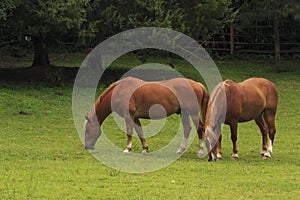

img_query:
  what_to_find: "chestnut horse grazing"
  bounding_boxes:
[84,77,209,155]
[205,78,278,161]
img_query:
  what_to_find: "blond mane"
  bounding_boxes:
[205,82,227,128]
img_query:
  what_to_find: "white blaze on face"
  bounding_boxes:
[84,120,88,146]
[84,120,88,130]
[205,126,216,147]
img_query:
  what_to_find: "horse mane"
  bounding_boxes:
[205,81,227,129]
[87,80,119,123]
[98,81,119,103]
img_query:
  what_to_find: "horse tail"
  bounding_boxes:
[201,86,209,127]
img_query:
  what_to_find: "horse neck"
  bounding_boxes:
[93,91,112,126]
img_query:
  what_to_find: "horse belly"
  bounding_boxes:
[136,100,180,119]
[238,99,266,122]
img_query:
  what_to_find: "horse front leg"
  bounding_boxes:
[229,122,239,160]
[134,118,148,155]
[177,110,191,154]
[216,134,223,160]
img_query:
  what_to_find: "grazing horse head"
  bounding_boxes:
[204,82,227,161]
[84,115,101,150]
[83,81,116,150]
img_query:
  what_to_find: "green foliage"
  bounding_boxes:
[10,0,88,38]
[0,0,89,66]
[1,0,299,64]
[285,0,300,21]
[0,0,15,20]
[234,0,300,27]
[82,0,234,46]
[183,0,234,40]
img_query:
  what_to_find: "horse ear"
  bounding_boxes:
[85,115,90,122]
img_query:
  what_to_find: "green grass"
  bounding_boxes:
[0,56,300,199]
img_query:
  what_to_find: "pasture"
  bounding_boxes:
[0,57,300,199]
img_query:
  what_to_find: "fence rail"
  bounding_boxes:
[201,25,300,55]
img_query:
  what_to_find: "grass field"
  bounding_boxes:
[0,55,300,199]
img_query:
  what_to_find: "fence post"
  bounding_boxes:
[230,24,234,55]
[273,16,281,64]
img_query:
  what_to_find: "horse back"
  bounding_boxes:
[241,78,278,109]
[161,78,206,111]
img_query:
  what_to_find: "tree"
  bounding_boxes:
[84,0,234,46]
[82,0,188,46]
[7,0,88,67]
[235,0,300,64]
[0,0,15,20]
[180,0,234,41]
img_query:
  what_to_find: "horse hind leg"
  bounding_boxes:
[177,110,191,154]
[229,122,239,160]
[264,108,277,157]
[190,114,206,158]
[134,118,148,155]
[123,114,134,153]
[255,114,270,158]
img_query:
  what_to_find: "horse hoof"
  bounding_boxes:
[262,156,271,160]
[198,152,204,158]
[262,152,271,159]
[231,154,239,160]
[142,150,148,155]
[176,148,185,155]
[216,157,222,161]
[208,158,217,162]
[123,149,130,153]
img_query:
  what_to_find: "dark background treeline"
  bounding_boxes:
[1,0,300,70]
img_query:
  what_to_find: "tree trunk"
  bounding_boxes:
[32,36,50,67]
[273,15,281,64]
[30,36,63,83]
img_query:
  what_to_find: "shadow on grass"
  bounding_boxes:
[0,65,181,86]
[0,66,128,86]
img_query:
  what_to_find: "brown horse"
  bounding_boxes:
[84,77,209,155]
[204,78,278,161]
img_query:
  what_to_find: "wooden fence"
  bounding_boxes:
[201,25,300,56]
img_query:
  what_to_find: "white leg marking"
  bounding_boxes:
[217,152,222,160]
[126,141,132,150]
[177,138,188,154]
[211,153,217,161]
[198,142,205,157]
[267,139,273,154]
[261,150,267,156]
